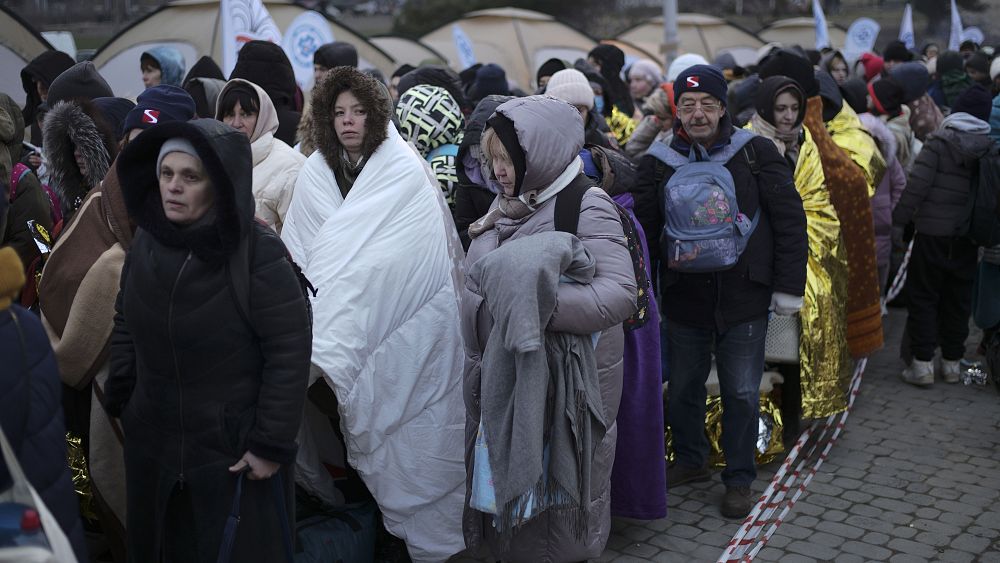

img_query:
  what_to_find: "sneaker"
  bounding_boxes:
[666,463,711,487]
[721,485,754,519]
[941,359,961,384]
[901,359,934,387]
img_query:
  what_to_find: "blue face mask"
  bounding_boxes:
[594,96,605,115]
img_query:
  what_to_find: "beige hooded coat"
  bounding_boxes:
[216,78,305,233]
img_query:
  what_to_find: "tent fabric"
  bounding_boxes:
[758,18,849,53]
[370,36,447,67]
[0,6,56,107]
[420,8,596,92]
[617,14,764,68]
[90,0,395,99]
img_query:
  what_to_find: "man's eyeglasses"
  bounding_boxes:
[677,101,722,115]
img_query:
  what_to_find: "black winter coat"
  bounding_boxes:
[105,119,311,562]
[893,121,995,237]
[632,119,808,331]
[0,303,89,562]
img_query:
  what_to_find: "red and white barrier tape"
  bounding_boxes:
[885,239,914,303]
[718,358,868,562]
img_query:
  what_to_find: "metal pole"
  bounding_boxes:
[662,0,679,72]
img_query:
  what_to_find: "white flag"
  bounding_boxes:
[813,0,830,50]
[899,4,915,50]
[452,24,477,70]
[283,11,336,90]
[843,18,880,63]
[220,0,283,78]
[949,0,963,51]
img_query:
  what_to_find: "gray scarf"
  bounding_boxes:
[466,231,607,542]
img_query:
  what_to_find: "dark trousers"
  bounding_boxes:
[665,315,767,486]
[904,233,978,362]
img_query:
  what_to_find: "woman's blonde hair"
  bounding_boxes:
[480,127,510,166]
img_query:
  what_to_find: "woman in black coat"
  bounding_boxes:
[104,118,312,562]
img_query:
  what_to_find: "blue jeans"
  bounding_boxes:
[666,316,767,487]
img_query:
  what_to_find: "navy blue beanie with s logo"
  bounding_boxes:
[673,64,728,107]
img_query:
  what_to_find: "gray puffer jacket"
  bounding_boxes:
[894,113,996,236]
[461,96,637,562]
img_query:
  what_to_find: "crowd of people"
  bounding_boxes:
[1,31,999,563]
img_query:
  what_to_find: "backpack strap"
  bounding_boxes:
[553,174,594,235]
[743,140,761,176]
[9,163,31,200]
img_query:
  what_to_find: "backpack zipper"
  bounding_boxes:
[168,251,192,488]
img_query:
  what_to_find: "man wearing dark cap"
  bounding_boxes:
[535,57,566,91]
[883,39,913,73]
[313,41,358,86]
[893,84,995,387]
[632,64,807,519]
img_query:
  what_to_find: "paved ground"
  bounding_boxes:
[596,308,1000,562]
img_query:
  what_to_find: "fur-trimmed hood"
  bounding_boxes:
[310,66,391,175]
[117,119,253,263]
[42,100,117,217]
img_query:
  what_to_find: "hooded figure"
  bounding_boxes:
[104,118,312,562]
[574,60,636,148]
[182,56,227,118]
[855,107,907,291]
[454,95,515,248]
[747,75,852,427]
[0,247,89,562]
[580,141,667,523]
[889,61,943,142]
[938,50,972,108]
[819,50,850,85]
[46,61,114,108]
[20,50,75,146]
[893,88,995,386]
[1,93,53,277]
[42,99,118,220]
[140,46,187,88]
[761,51,885,363]
[281,67,467,563]
[463,95,636,561]
[230,41,301,146]
[216,79,306,233]
[38,87,196,553]
[396,84,465,202]
[588,44,636,118]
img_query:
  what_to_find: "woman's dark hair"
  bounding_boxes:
[218,85,260,117]
[140,54,161,72]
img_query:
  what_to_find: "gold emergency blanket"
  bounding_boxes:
[67,432,98,522]
[790,128,853,417]
[826,104,887,197]
[665,394,785,467]
[804,97,883,358]
[608,106,637,147]
[743,123,853,417]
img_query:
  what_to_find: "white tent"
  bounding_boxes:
[370,36,447,68]
[758,18,849,51]
[91,0,395,99]
[420,8,598,91]
[618,14,765,68]
[0,6,56,107]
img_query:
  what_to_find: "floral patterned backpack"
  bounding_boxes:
[646,128,760,273]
